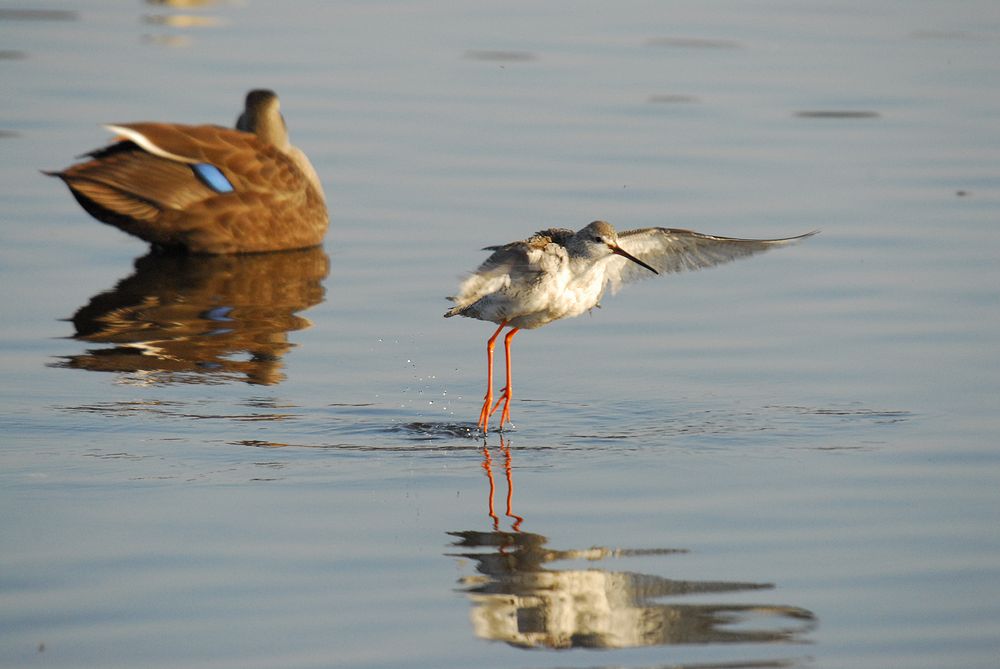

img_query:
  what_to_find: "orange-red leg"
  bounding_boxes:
[488,327,520,431]
[477,322,507,433]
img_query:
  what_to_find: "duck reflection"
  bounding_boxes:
[448,440,816,650]
[54,247,329,385]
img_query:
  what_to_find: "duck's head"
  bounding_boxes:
[236,89,290,151]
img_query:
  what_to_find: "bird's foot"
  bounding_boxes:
[477,390,494,434]
[490,387,513,432]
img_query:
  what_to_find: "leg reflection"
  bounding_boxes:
[498,436,523,532]
[480,444,499,531]
[480,436,524,533]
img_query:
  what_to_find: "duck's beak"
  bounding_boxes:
[610,244,658,275]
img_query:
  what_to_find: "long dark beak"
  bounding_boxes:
[610,244,658,275]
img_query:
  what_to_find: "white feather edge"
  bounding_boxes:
[103,124,198,164]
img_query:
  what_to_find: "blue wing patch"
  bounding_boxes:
[191,163,234,193]
[204,306,234,322]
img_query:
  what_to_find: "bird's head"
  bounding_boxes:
[236,89,290,150]
[574,221,658,274]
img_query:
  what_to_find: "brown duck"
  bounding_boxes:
[47,89,328,254]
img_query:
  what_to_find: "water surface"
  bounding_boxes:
[2,1,999,668]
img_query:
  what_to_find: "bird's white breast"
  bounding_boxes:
[506,253,611,329]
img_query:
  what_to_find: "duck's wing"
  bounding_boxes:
[106,123,313,197]
[609,227,818,292]
[49,123,319,217]
[50,136,218,218]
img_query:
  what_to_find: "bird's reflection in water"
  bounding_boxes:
[54,247,329,385]
[448,439,816,651]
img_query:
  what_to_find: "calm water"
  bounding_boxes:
[2,1,1000,667]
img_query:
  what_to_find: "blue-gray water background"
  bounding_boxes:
[2,1,999,667]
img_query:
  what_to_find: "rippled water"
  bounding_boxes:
[2,1,999,668]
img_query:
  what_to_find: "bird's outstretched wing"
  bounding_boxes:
[610,228,817,292]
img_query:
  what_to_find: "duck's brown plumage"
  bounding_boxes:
[47,90,328,254]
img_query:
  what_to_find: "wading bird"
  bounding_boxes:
[445,220,816,433]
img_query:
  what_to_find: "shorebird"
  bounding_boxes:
[445,221,816,433]
[47,89,327,254]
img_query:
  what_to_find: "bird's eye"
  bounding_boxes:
[591,235,603,243]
